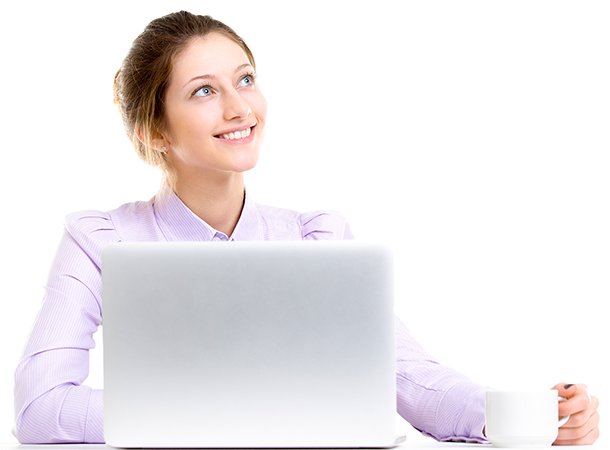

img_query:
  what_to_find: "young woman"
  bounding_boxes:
[14,11,599,445]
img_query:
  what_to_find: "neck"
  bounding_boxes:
[172,172,245,237]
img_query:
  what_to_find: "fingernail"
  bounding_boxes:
[564,384,574,390]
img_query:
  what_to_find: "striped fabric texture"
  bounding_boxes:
[13,187,487,444]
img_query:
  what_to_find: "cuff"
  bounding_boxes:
[84,389,104,443]
[437,381,488,443]
[62,386,104,443]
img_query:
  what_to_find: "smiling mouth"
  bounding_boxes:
[215,125,255,141]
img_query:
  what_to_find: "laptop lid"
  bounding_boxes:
[102,241,397,448]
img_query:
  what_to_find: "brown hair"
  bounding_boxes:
[113,11,255,175]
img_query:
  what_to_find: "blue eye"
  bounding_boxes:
[193,85,212,97]
[238,73,255,87]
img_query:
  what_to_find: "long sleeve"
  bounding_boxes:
[394,316,488,442]
[14,212,119,443]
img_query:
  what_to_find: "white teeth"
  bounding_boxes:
[221,127,251,140]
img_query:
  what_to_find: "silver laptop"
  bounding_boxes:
[102,241,399,448]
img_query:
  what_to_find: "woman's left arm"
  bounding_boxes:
[554,383,600,445]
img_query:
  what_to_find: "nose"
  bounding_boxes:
[222,89,252,121]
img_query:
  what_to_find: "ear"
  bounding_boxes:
[151,137,169,154]
[135,126,171,154]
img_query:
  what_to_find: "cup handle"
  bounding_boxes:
[558,396,570,427]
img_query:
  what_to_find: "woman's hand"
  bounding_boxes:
[554,383,600,445]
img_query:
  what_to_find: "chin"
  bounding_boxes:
[233,161,258,174]
[230,151,260,173]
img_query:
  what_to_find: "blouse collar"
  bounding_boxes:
[152,184,263,242]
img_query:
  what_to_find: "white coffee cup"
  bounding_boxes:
[485,389,569,448]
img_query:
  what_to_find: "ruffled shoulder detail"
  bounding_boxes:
[64,210,121,270]
[252,204,353,241]
[299,210,354,240]
[63,199,163,270]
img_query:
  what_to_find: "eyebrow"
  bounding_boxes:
[183,63,253,88]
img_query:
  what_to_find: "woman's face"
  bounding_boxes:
[162,32,266,181]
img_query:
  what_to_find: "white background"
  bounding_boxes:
[1,0,608,445]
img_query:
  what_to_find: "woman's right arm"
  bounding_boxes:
[14,212,117,443]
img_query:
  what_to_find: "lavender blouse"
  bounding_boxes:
[14,187,487,444]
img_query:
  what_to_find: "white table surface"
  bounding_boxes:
[0,442,596,450]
